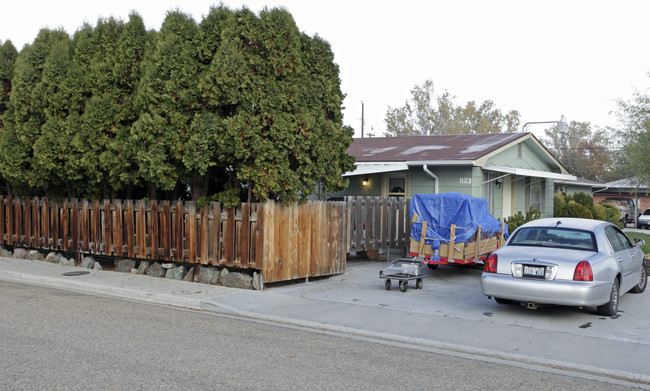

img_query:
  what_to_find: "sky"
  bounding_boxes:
[2,0,650,139]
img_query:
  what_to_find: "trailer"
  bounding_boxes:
[408,193,508,268]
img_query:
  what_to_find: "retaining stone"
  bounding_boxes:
[13,248,28,259]
[165,265,187,280]
[198,266,220,285]
[137,261,150,275]
[183,267,195,282]
[28,250,44,261]
[220,271,253,290]
[80,256,95,269]
[116,259,136,273]
[146,262,165,278]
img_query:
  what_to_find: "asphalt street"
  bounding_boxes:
[0,254,649,389]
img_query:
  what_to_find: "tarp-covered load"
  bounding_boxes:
[409,193,508,263]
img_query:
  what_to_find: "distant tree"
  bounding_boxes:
[541,121,615,182]
[385,79,520,136]
[616,85,650,186]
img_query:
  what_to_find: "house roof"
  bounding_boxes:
[348,132,528,162]
[604,177,650,190]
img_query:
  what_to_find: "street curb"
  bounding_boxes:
[200,299,650,389]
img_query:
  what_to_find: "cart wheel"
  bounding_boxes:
[385,279,391,290]
[416,279,423,289]
[399,281,408,292]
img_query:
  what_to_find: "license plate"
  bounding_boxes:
[523,265,545,278]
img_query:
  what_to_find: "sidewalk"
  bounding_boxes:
[1,256,649,388]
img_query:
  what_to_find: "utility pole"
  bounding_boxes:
[361,101,364,138]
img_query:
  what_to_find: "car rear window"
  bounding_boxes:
[643,209,650,216]
[508,227,597,252]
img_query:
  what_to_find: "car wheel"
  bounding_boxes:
[495,297,514,305]
[630,262,647,294]
[597,278,619,316]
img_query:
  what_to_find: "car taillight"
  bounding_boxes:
[573,261,593,281]
[485,253,498,273]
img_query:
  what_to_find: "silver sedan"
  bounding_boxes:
[481,217,647,316]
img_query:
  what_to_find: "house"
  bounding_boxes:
[334,132,576,220]
[592,178,650,215]
[553,176,607,196]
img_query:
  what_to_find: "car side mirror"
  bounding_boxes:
[633,238,646,247]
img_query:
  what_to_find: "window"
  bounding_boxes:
[525,178,545,212]
[509,227,597,252]
[388,177,405,197]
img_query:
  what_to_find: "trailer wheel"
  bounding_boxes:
[399,281,408,292]
[384,279,391,290]
[416,279,423,289]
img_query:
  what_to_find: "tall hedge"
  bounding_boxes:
[0,6,355,204]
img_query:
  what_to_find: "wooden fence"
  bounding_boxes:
[0,197,346,284]
[344,196,412,254]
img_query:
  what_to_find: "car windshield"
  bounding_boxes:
[508,227,597,252]
[643,209,650,216]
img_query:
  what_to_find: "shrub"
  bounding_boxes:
[505,206,541,235]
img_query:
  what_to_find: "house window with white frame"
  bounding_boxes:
[526,177,545,212]
[388,177,406,197]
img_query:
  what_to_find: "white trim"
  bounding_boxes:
[343,162,408,177]
[483,166,576,181]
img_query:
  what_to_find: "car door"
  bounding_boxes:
[605,226,638,291]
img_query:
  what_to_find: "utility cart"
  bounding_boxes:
[379,259,425,292]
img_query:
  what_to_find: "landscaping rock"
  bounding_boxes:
[58,258,75,266]
[137,261,150,275]
[183,266,196,282]
[1,249,12,257]
[93,262,103,270]
[220,271,253,290]
[116,259,136,273]
[80,256,95,269]
[146,262,165,278]
[45,252,58,262]
[198,266,220,285]
[13,248,28,259]
[253,271,260,290]
[165,265,187,280]
[28,250,44,261]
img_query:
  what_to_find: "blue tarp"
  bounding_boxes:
[410,193,507,252]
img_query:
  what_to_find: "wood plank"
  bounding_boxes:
[80,199,89,252]
[125,200,134,258]
[225,206,235,264]
[240,203,250,268]
[209,202,221,265]
[52,201,59,249]
[161,201,171,260]
[187,201,197,263]
[103,200,112,255]
[149,201,159,259]
[113,200,123,257]
[299,202,312,278]
[173,201,183,261]
[70,199,79,253]
[136,200,146,258]
[91,201,100,253]
[0,196,5,244]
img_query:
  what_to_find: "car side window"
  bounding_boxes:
[605,226,624,252]
[612,226,633,249]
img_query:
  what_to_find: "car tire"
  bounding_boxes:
[630,262,647,294]
[495,297,514,305]
[597,278,619,316]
